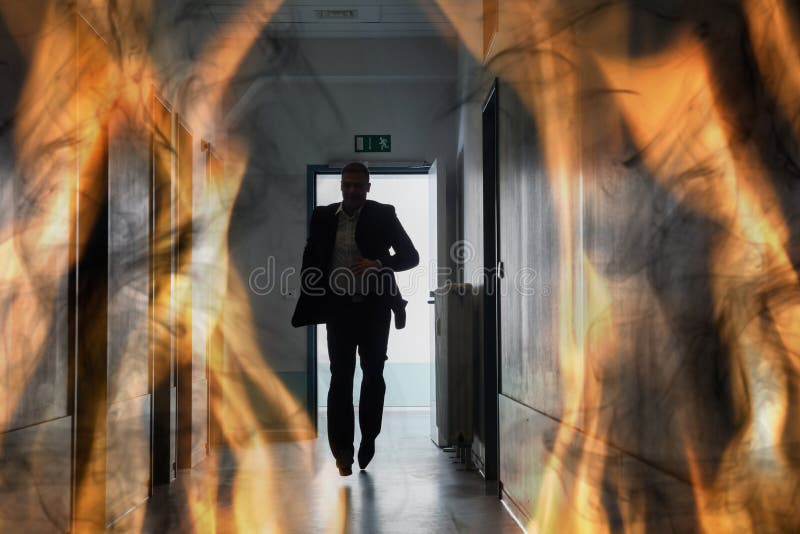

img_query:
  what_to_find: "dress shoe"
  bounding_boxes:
[338,464,353,477]
[357,440,375,470]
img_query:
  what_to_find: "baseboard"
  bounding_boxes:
[500,484,530,533]
[471,449,486,475]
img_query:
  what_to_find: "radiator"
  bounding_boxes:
[430,282,475,448]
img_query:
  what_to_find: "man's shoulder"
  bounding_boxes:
[312,200,396,218]
[364,199,396,216]
[313,203,340,216]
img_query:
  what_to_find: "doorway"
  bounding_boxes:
[150,91,176,487]
[307,165,434,429]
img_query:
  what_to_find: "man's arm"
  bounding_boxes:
[292,207,326,326]
[300,207,327,295]
[377,206,419,272]
[301,207,321,271]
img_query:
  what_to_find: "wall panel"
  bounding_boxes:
[103,75,154,530]
[72,14,112,529]
[191,378,208,466]
[0,417,72,532]
[497,79,561,417]
[106,395,151,525]
[108,105,151,405]
[176,120,195,469]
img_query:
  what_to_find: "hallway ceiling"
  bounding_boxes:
[204,0,459,38]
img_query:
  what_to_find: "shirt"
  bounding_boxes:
[328,202,368,299]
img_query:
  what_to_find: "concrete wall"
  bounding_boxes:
[453,14,492,474]
[0,5,80,529]
[0,2,218,527]
[458,0,800,530]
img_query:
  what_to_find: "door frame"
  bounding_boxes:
[175,116,194,470]
[150,89,176,487]
[482,79,501,488]
[305,163,431,435]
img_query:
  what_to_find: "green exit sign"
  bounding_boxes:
[355,135,391,152]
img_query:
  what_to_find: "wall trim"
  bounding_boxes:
[500,487,530,533]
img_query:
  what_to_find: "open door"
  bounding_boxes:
[428,160,440,443]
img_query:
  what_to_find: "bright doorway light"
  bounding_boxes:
[315,173,432,407]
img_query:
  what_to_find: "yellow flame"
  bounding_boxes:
[745,0,800,144]
[433,0,800,531]
[0,2,80,434]
[0,0,329,531]
[584,4,800,532]
[327,486,350,534]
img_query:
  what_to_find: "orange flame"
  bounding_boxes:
[0,0,330,531]
[435,0,800,531]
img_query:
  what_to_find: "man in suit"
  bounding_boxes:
[292,162,419,476]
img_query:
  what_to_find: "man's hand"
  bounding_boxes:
[350,257,381,275]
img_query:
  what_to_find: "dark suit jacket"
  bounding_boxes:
[291,199,419,327]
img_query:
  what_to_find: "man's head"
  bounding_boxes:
[340,161,371,212]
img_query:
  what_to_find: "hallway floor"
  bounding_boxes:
[112,409,522,533]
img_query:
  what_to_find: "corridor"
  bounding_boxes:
[3,0,800,532]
